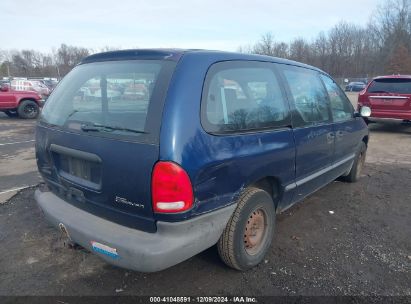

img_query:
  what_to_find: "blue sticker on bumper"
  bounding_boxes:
[91,241,119,259]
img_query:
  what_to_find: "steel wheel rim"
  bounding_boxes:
[244,208,267,255]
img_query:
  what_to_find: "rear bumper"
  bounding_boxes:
[35,189,236,272]
[368,110,411,120]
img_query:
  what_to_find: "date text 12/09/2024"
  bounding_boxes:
[149,296,257,303]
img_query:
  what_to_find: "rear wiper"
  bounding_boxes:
[66,110,79,120]
[81,123,146,134]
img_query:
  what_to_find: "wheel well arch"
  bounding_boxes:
[249,176,282,210]
[19,98,39,105]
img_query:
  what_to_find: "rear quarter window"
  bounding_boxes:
[201,61,291,134]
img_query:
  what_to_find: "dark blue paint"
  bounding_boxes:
[36,125,159,232]
[333,119,364,163]
[288,124,335,207]
[36,49,369,231]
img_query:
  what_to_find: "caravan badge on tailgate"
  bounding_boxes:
[115,196,145,209]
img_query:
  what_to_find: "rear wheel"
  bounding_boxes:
[343,142,367,183]
[218,187,275,271]
[17,100,39,119]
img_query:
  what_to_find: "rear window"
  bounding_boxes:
[368,78,411,94]
[40,60,175,142]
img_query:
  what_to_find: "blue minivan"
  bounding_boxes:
[35,49,370,272]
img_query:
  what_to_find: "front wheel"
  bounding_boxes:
[343,142,367,183]
[17,100,39,119]
[218,187,275,271]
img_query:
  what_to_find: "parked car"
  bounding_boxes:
[27,78,59,91]
[0,83,44,118]
[345,82,366,92]
[358,75,411,123]
[42,79,59,91]
[34,49,370,272]
[11,79,51,98]
[123,82,148,100]
[84,88,122,101]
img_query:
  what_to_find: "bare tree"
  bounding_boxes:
[312,32,329,70]
[371,0,411,71]
[252,32,277,56]
[238,0,411,78]
[289,38,311,63]
[273,42,289,58]
[386,42,411,73]
[1,0,411,79]
[55,44,90,76]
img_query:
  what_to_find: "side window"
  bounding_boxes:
[201,61,290,133]
[320,74,353,122]
[282,67,330,128]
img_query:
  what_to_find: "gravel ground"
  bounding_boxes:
[0,116,39,202]
[0,120,410,297]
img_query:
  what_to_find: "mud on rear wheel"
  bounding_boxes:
[343,142,367,183]
[217,187,275,271]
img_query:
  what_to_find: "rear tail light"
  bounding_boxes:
[151,161,193,213]
[358,92,368,105]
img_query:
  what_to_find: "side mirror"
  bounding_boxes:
[0,85,9,92]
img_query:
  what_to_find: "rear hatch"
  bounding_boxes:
[365,78,411,113]
[36,55,177,232]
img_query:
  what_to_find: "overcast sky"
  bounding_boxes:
[2,0,384,52]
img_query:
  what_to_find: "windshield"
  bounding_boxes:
[40,60,175,139]
[368,78,411,94]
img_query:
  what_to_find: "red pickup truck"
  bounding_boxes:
[0,83,44,119]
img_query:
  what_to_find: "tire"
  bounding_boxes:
[218,187,275,271]
[17,100,39,119]
[343,142,367,183]
[4,110,18,118]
